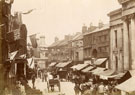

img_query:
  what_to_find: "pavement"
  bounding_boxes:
[28,78,75,95]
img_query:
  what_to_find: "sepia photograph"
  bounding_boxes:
[0,0,135,95]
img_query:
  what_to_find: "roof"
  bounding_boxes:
[108,8,122,16]
[72,33,83,41]
[84,24,110,36]
[57,39,68,46]
[94,58,108,66]
[82,66,95,73]
[115,77,135,93]
[49,40,63,48]
[71,63,89,71]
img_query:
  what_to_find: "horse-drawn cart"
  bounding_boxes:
[47,79,61,92]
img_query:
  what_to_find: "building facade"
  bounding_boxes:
[83,24,110,61]
[48,35,72,63]
[109,0,135,72]
[108,8,124,72]
[71,32,83,62]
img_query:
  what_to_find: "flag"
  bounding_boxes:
[22,9,35,15]
[29,34,37,48]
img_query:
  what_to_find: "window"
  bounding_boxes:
[45,53,48,57]
[104,35,107,41]
[115,30,118,48]
[121,29,123,48]
[115,56,118,71]
[106,47,109,52]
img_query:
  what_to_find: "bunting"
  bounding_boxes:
[22,9,35,15]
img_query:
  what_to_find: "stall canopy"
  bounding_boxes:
[81,66,95,73]
[71,63,89,71]
[49,62,57,67]
[94,58,107,66]
[118,70,135,84]
[98,69,115,79]
[90,67,107,75]
[115,77,135,93]
[56,61,71,68]
[111,73,125,79]
[84,60,92,65]
[99,69,115,76]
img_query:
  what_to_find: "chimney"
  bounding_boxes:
[55,37,59,42]
[65,35,71,41]
[98,20,104,29]
[82,24,87,33]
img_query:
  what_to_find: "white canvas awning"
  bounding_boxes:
[99,69,115,79]
[81,66,95,72]
[71,63,89,71]
[90,67,106,75]
[115,77,135,93]
[84,60,92,65]
[56,61,71,68]
[94,58,107,66]
[49,62,57,67]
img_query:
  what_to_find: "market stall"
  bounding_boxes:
[115,77,135,95]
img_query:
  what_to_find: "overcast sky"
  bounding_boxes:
[11,0,121,45]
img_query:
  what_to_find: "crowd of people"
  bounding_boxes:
[73,74,121,95]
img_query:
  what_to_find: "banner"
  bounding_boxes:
[9,51,18,60]
[29,34,37,48]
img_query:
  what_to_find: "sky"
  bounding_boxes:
[11,0,121,45]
